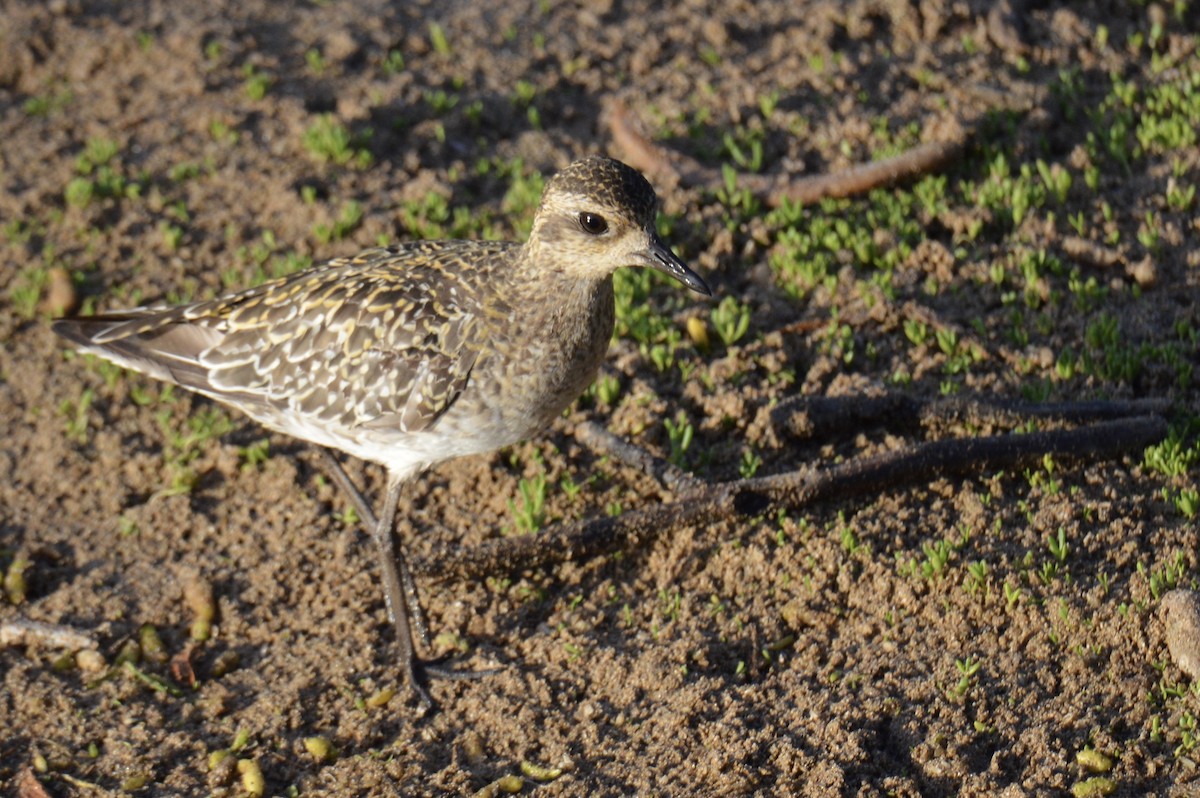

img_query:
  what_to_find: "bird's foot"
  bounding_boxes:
[404,654,503,711]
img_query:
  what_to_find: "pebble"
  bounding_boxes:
[39,267,78,317]
[1161,589,1200,679]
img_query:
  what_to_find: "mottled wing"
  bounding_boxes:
[53,244,507,435]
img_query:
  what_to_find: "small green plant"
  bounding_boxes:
[117,514,140,538]
[594,374,621,406]
[159,222,184,251]
[903,319,929,346]
[23,87,72,116]
[818,320,856,365]
[713,164,762,229]
[1035,159,1072,203]
[663,411,693,469]
[242,64,272,100]
[1166,179,1196,211]
[1177,712,1198,759]
[1138,211,1161,253]
[169,161,201,182]
[208,119,239,146]
[508,473,547,534]
[239,438,270,471]
[1068,210,1087,235]
[922,539,953,579]
[952,656,981,697]
[500,161,546,237]
[898,536,962,582]
[839,521,860,555]
[657,588,682,625]
[738,448,762,479]
[1141,553,1188,601]
[722,128,764,173]
[428,21,451,56]
[1144,428,1198,478]
[559,474,581,501]
[305,48,327,75]
[381,49,405,75]
[302,115,372,168]
[313,201,364,244]
[1046,527,1070,564]
[9,266,50,319]
[59,388,95,444]
[154,406,235,497]
[1175,488,1199,519]
[964,560,989,596]
[710,296,751,346]
[512,80,536,107]
[333,502,360,526]
[613,266,672,345]
[1038,560,1060,585]
[65,137,139,207]
[464,99,484,126]
[424,88,459,115]
[758,89,780,119]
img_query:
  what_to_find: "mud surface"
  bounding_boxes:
[3,1,1200,795]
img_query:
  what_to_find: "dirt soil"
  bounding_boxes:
[3,0,1200,795]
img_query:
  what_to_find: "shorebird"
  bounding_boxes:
[53,154,711,708]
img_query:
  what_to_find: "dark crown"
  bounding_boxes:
[543,156,659,224]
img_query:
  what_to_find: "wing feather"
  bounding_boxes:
[51,243,510,439]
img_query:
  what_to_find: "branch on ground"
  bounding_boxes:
[416,409,1167,582]
[604,97,969,207]
[0,618,98,651]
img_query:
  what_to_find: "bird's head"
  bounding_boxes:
[526,155,710,296]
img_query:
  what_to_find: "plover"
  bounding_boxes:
[53,154,711,708]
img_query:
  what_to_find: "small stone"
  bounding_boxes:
[76,649,106,672]
[1161,589,1200,679]
[323,30,358,63]
[702,20,728,48]
[1128,256,1156,288]
[39,267,78,316]
[460,731,485,763]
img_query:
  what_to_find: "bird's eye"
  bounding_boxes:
[578,212,608,235]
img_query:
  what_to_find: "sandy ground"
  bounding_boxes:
[3,0,1200,795]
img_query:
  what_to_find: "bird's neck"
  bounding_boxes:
[534,270,614,333]
[501,262,614,370]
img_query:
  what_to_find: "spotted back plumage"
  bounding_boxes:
[55,242,515,438]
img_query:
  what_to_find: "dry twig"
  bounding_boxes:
[574,420,702,493]
[0,618,98,651]
[604,97,968,207]
[773,394,1173,441]
[416,413,1166,582]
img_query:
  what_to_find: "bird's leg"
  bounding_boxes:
[321,450,499,708]
[318,448,431,648]
[372,473,437,708]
